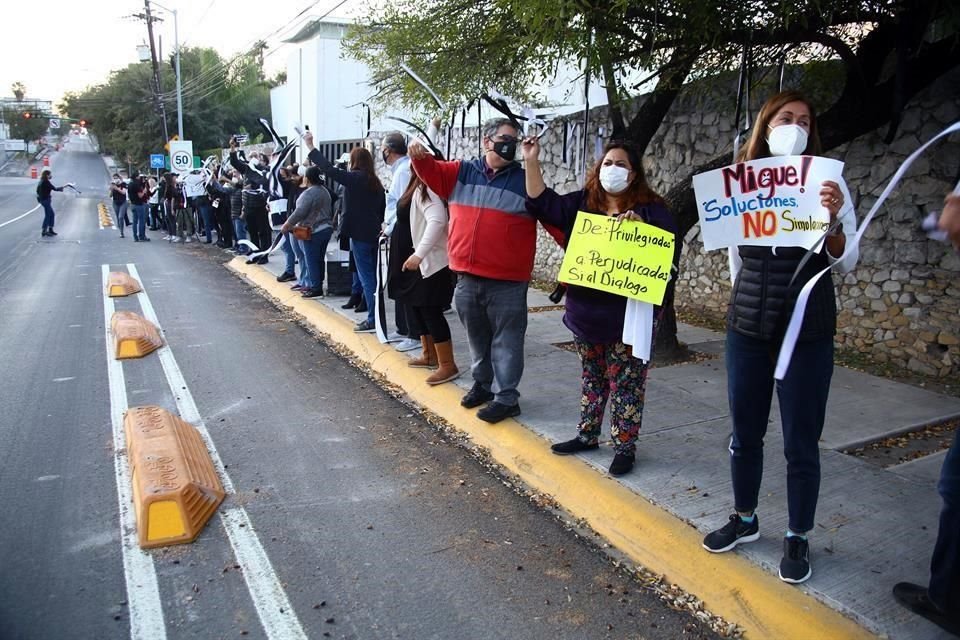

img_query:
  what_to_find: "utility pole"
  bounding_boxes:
[142,0,169,142]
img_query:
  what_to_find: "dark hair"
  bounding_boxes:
[739,90,822,161]
[584,141,662,212]
[305,166,322,185]
[348,147,384,193]
[398,172,431,209]
[41,169,51,180]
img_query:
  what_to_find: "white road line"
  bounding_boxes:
[101,265,167,640]
[126,263,307,640]
[0,204,40,229]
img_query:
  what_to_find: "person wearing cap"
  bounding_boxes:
[381,131,420,352]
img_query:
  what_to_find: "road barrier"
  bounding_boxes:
[106,272,142,297]
[124,406,225,548]
[111,311,163,359]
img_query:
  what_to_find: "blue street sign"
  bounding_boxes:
[150,154,165,169]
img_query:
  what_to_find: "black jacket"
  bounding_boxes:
[307,148,384,243]
[36,177,62,201]
[241,188,267,221]
[727,246,837,342]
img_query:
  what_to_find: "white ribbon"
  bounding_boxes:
[242,233,287,260]
[774,121,960,380]
[622,299,654,363]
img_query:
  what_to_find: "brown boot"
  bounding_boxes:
[426,341,460,385]
[407,336,437,368]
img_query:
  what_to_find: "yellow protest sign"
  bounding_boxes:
[558,211,675,305]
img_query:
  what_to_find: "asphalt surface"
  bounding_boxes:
[0,136,720,639]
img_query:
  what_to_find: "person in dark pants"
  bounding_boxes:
[36,169,67,237]
[700,91,859,585]
[241,180,271,264]
[109,173,127,238]
[304,133,385,333]
[893,194,960,636]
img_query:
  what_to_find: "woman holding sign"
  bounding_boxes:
[701,91,859,585]
[522,138,676,477]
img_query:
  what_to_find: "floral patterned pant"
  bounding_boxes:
[573,337,652,455]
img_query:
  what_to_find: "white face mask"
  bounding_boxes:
[767,124,808,156]
[599,165,631,194]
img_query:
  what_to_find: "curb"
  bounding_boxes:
[227,257,876,640]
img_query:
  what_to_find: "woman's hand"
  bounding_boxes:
[521,136,540,162]
[820,180,844,220]
[616,210,643,222]
[402,255,422,271]
[280,222,291,234]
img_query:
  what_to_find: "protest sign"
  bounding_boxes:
[693,155,844,250]
[558,212,675,305]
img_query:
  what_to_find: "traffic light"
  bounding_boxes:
[80,119,86,127]
[23,112,31,119]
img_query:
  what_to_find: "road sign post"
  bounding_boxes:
[169,140,193,173]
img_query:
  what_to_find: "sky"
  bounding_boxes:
[1,0,359,110]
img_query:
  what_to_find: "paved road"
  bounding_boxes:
[0,137,720,639]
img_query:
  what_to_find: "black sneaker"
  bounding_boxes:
[703,513,760,553]
[277,271,296,283]
[301,288,324,299]
[778,536,811,584]
[477,402,521,423]
[893,583,960,636]
[551,438,599,455]
[460,382,494,408]
[608,452,635,476]
[48,229,58,236]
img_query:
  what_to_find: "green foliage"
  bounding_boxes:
[2,107,49,141]
[59,46,272,173]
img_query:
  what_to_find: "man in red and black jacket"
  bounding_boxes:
[410,118,560,423]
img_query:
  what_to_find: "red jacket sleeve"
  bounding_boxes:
[410,156,461,201]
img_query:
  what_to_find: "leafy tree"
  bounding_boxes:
[59,46,273,173]
[346,0,960,353]
[2,107,48,142]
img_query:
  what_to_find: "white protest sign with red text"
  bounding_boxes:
[693,155,844,251]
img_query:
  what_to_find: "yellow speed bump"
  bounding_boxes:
[106,272,143,297]
[111,311,163,359]
[124,406,225,548]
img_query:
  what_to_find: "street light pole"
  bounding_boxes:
[150,0,183,139]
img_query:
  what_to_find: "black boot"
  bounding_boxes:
[341,293,361,309]
[354,299,368,313]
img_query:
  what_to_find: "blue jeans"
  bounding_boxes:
[131,203,148,240]
[233,218,248,251]
[113,201,127,232]
[726,329,833,534]
[283,231,298,276]
[302,228,333,292]
[350,239,377,324]
[454,274,528,406]
[930,431,960,610]
[199,203,214,242]
[39,198,55,229]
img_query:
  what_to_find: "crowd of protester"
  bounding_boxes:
[84,91,959,633]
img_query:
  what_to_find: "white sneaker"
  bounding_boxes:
[172,236,183,243]
[184,237,192,243]
[394,338,421,352]
[385,332,405,343]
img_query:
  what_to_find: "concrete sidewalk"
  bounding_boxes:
[229,256,960,640]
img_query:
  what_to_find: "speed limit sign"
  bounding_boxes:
[169,140,194,172]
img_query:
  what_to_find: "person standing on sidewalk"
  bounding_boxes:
[408,118,542,423]
[389,173,460,386]
[893,192,960,636]
[523,138,675,476]
[381,131,420,353]
[700,91,859,585]
[304,132,385,333]
[109,174,127,238]
[280,166,334,299]
[36,169,67,237]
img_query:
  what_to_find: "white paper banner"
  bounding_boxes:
[774,121,960,380]
[693,155,844,250]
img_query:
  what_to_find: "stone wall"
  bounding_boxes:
[368,68,960,377]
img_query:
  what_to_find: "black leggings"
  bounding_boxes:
[406,305,451,343]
